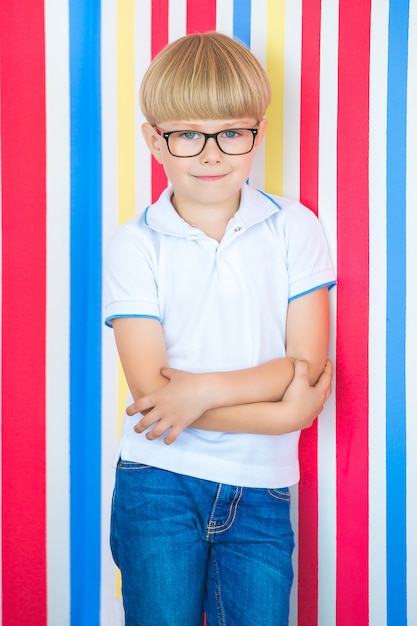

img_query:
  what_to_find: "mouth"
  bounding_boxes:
[193,174,228,182]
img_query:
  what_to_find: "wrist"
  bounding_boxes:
[194,372,219,411]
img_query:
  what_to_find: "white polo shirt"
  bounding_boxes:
[104,184,336,488]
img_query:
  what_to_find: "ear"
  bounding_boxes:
[254,118,268,147]
[141,122,165,164]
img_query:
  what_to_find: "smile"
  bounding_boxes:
[193,174,228,182]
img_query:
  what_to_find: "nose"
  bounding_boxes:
[200,136,223,162]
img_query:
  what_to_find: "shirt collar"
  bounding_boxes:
[144,183,281,237]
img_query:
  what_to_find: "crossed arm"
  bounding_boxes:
[112,287,333,444]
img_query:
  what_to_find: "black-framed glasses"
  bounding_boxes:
[154,127,259,157]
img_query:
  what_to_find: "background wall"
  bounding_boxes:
[1,1,416,625]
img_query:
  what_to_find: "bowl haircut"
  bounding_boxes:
[140,32,271,126]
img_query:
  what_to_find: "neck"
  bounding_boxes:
[171,191,240,242]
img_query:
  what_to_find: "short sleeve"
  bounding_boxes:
[283,202,336,300]
[103,217,161,327]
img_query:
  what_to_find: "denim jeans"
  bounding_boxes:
[110,461,294,626]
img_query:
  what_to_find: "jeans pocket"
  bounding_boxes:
[267,487,291,503]
[117,459,152,471]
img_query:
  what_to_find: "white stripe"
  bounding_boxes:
[44,1,71,623]
[368,1,389,624]
[216,0,234,35]
[249,0,267,190]
[282,0,301,199]
[281,5,302,623]
[406,1,417,623]
[135,0,152,211]
[250,0,268,74]
[100,2,124,624]
[317,1,339,624]
[169,0,186,42]
[318,0,338,268]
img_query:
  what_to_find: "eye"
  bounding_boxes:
[179,132,202,140]
[221,130,241,139]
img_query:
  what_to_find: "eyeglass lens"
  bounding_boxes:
[168,129,255,157]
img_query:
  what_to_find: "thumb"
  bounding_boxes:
[293,359,309,378]
[314,359,333,391]
[160,367,176,380]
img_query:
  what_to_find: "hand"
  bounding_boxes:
[281,359,333,430]
[126,368,212,445]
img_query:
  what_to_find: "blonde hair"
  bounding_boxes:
[140,32,271,125]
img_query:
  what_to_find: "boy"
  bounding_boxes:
[105,32,336,626]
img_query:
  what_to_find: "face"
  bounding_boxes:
[142,118,267,216]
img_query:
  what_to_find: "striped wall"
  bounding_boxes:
[1,0,416,624]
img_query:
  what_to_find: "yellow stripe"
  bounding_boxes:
[116,0,135,439]
[116,0,136,598]
[117,0,136,226]
[265,0,286,195]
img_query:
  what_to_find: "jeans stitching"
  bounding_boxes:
[267,488,291,502]
[206,484,223,540]
[211,547,226,626]
[207,486,243,536]
[117,460,151,471]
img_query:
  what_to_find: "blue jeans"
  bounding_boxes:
[110,461,294,626]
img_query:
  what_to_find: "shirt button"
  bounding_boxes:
[234,226,242,232]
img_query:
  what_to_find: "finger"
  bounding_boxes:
[325,359,334,376]
[164,426,182,445]
[134,418,148,434]
[145,419,171,440]
[134,408,161,433]
[126,395,154,416]
[325,360,333,396]
[126,402,140,416]
[293,359,309,379]
[160,367,175,380]
[314,360,333,390]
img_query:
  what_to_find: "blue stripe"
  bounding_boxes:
[385,1,409,624]
[288,282,337,302]
[256,189,282,210]
[105,314,161,328]
[69,2,102,624]
[143,205,151,224]
[233,0,251,48]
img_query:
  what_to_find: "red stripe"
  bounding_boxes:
[336,1,371,624]
[149,0,217,202]
[187,0,216,33]
[0,2,47,624]
[297,424,319,624]
[298,2,321,623]
[151,0,169,58]
[150,0,169,202]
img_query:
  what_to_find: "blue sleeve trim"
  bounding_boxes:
[143,206,150,225]
[105,313,160,328]
[288,281,337,302]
